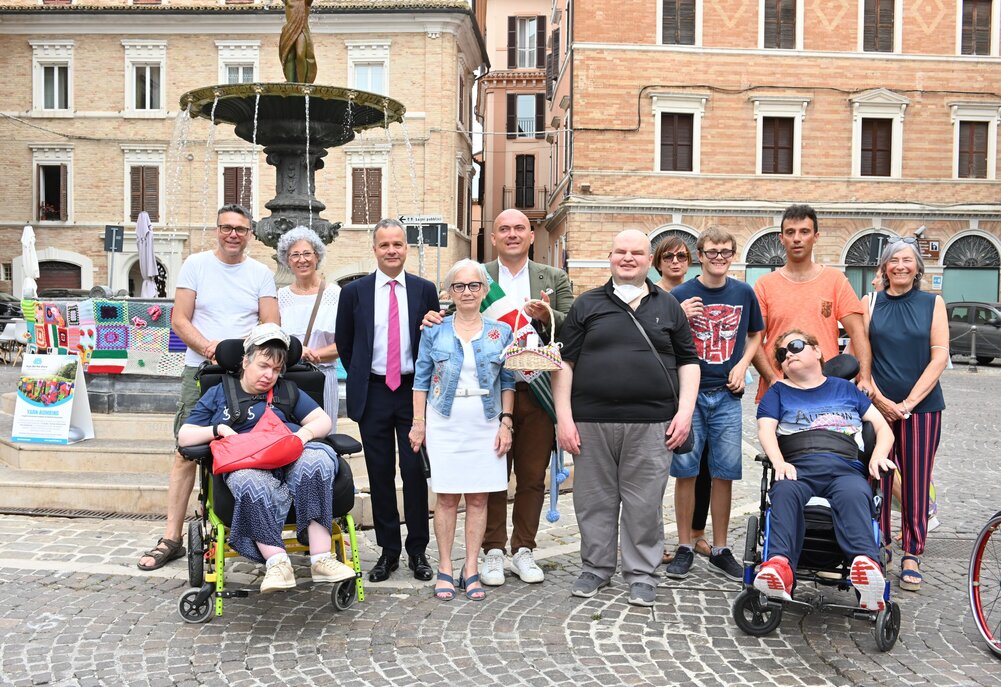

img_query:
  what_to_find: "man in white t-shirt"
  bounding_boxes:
[138,204,278,571]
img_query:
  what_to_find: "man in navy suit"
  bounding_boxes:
[336,218,441,582]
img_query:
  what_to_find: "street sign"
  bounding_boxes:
[917,238,940,261]
[104,225,124,253]
[406,223,448,248]
[400,214,443,225]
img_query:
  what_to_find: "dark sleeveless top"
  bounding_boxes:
[869,288,945,413]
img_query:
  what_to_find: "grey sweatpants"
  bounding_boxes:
[573,421,671,586]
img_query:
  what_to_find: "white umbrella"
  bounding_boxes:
[135,211,158,298]
[21,224,39,299]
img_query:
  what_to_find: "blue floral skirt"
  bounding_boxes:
[223,443,339,563]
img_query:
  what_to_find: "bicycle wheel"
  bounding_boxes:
[969,511,1001,657]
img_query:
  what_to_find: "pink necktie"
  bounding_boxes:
[386,280,401,391]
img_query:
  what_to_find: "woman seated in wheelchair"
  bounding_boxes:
[754,329,896,611]
[177,323,356,593]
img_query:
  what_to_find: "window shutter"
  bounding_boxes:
[664,0,678,43]
[660,113,693,172]
[546,52,554,100]
[143,166,159,222]
[536,16,546,69]
[765,1,778,48]
[351,168,366,224]
[861,119,891,176]
[130,166,143,222]
[973,121,989,178]
[239,167,253,208]
[863,0,877,51]
[878,0,894,52]
[974,0,991,55]
[223,167,237,206]
[59,164,68,221]
[508,16,517,69]
[456,175,465,232]
[366,168,382,224]
[506,93,517,139]
[535,93,545,139]
[779,0,796,49]
[679,0,696,45]
[776,119,793,174]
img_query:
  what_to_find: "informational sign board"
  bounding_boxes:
[917,238,940,261]
[405,223,448,248]
[11,354,94,445]
[104,225,124,253]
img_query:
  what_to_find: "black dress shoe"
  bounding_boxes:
[368,552,400,582]
[409,553,434,581]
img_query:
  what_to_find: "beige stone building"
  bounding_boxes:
[0,0,486,296]
[541,0,1001,301]
[475,0,552,262]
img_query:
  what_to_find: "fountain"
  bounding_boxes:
[178,1,406,249]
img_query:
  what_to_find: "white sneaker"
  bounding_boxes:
[510,547,544,584]
[260,559,296,593]
[481,549,506,586]
[311,556,356,584]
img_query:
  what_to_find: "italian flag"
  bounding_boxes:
[479,274,556,421]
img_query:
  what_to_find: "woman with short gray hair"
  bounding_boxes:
[862,237,948,593]
[277,226,341,428]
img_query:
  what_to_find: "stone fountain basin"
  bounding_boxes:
[180,83,406,148]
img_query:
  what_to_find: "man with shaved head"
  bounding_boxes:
[554,229,700,606]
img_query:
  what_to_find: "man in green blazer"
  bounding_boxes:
[481,209,573,585]
[422,208,573,585]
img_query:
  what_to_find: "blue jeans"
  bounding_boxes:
[670,388,742,480]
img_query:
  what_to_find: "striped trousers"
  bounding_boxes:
[880,411,942,556]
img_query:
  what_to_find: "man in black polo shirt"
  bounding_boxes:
[554,229,700,607]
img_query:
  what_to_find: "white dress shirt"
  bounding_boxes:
[498,259,532,305]
[371,269,414,375]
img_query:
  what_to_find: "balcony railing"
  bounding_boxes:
[502,185,548,210]
[516,117,536,138]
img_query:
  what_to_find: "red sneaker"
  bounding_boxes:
[753,557,793,601]
[850,555,886,611]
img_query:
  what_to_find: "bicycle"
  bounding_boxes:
[968,510,1001,657]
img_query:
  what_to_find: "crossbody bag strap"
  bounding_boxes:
[302,280,326,348]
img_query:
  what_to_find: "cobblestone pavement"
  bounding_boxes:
[2,361,1000,686]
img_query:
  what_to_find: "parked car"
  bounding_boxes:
[36,288,92,299]
[0,292,23,329]
[946,301,1001,365]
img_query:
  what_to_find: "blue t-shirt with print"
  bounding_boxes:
[757,376,871,471]
[671,277,764,391]
[185,383,319,433]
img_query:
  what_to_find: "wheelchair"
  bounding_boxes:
[731,355,901,652]
[175,336,365,623]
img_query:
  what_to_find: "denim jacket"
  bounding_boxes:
[413,315,516,419]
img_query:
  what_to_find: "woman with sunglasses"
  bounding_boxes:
[753,330,896,609]
[410,259,515,601]
[862,239,948,592]
[653,237,692,292]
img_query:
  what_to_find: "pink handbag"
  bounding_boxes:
[210,388,304,475]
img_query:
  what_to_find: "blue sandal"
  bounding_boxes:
[434,571,456,601]
[899,555,922,591]
[458,572,486,601]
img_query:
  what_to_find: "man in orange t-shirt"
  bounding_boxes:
[751,204,872,402]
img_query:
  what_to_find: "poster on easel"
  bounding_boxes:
[10,354,95,445]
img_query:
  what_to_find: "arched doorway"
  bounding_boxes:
[37,261,81,292]
[127,259,168,297]
[844,231,895,298]
[744,231,785,286]
[649,227,700,283]
[943,234,1001,303]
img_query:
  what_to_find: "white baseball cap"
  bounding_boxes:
[244,323,290,348]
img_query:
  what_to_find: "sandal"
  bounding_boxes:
[693,537,712,557]
[137,537,185,571]
[458,572,486,601]
[899,554,922,591]
[433,571,456,601]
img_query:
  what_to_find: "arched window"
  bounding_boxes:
[649,227,700,283]
[745,231,785,286]
[942,234,1001,303]
[844,231,894,297]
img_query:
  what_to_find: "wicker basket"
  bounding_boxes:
[502,300,563,372]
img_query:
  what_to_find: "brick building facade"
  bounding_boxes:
[0,0,485,296]
[540,0,1001,300]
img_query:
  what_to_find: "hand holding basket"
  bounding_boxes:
[502,300,563,372]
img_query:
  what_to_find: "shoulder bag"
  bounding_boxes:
[210,387,305,475]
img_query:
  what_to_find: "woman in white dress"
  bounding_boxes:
[276,226,341,429]
[409,259,515,601]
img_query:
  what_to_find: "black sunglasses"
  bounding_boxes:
[660,252,689,262]
[776,338,809,364]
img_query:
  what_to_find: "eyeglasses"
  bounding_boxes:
[288,251,315,261]
[449,281,484,294]
[218,224,251,236]
[660,252,689,263]
[701,249,735,260]
[776,338,809,364]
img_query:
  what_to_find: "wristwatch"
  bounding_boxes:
[212,423,222,439]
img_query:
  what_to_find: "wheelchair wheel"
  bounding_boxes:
[733,588,783,637]
[177,588,213,624]
[968,512,1001,657]
[187,521,204,588]
[874,601,901,652]
[332,579,357,611]
[743,515,759,565]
